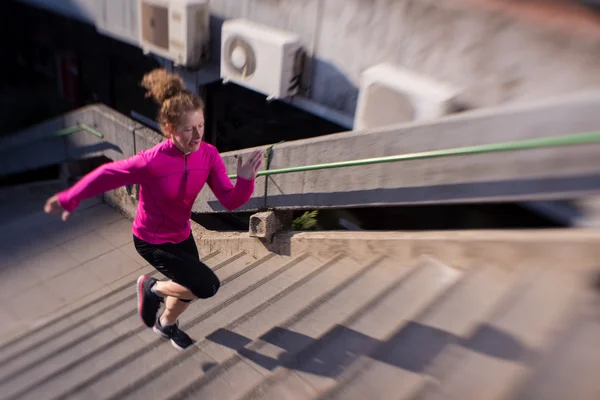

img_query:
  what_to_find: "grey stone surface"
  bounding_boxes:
[117,241,148,267]
[418,267,582,400]
[61,230,117,264]
[0,182,141,335]
[81,248,144,286]
[96,218,134,248]
[249,210,293,240]
[24,246,81,281]
[133,125,164,152]
[308,264,514,400]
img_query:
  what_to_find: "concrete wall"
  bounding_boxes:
[301,0,600,114]
[0,104,143,179]
[189,229,600,266]
[6,93,600,213]
[194,91,600,213]
[0,107,100,178]
[18,0,600,119]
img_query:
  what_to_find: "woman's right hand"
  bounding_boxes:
[44,194,71,221]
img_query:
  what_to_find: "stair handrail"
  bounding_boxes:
[53,124,104,139]
[228,130,600,179]
[4,124,104,151]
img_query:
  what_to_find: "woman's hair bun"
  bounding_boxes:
[141,68,186,104]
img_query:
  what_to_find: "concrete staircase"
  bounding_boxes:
[0,183,599,400]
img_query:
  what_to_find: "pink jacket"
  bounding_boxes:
[58,140,255,244]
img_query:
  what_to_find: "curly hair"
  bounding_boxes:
[141,68,204,136]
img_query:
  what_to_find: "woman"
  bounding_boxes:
[44,69,263,350]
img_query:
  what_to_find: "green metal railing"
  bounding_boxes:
[54,124,104,139]
[228,130,600,180]
[6,124,104,151]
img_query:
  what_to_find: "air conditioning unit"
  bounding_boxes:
[138,0,210,67]
[354,63,462,130]
[221,19,304,101]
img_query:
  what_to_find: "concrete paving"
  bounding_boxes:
[0,181,148,339]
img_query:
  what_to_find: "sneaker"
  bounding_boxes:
[136,275,162,328]
[154,319,195,350]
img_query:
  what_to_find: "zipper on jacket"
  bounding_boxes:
[184,154,189,183]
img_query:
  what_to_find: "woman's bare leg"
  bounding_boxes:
[153,280,195,300]
[160,296,190,326]
[153,280,196,326]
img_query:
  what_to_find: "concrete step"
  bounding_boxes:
[510,294,600,400]
[0,251,261,400]
[232,257,462,400]
[319,263,518,400]
[160,257,453,400]
[46,253,287,400]
[82,253,330,400]
[415,263,588,400]
[101,254,368,400]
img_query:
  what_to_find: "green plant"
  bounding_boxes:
[292,210,319,231]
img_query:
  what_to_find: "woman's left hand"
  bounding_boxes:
[237,149,264,180]
[44,194,72,221]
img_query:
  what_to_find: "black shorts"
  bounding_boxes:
[133,233,220,299]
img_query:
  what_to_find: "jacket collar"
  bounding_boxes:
[163,138,205,157]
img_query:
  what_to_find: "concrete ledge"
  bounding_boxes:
[194,91,600,213]
[190,227,600,269]
[100,186,600,270]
